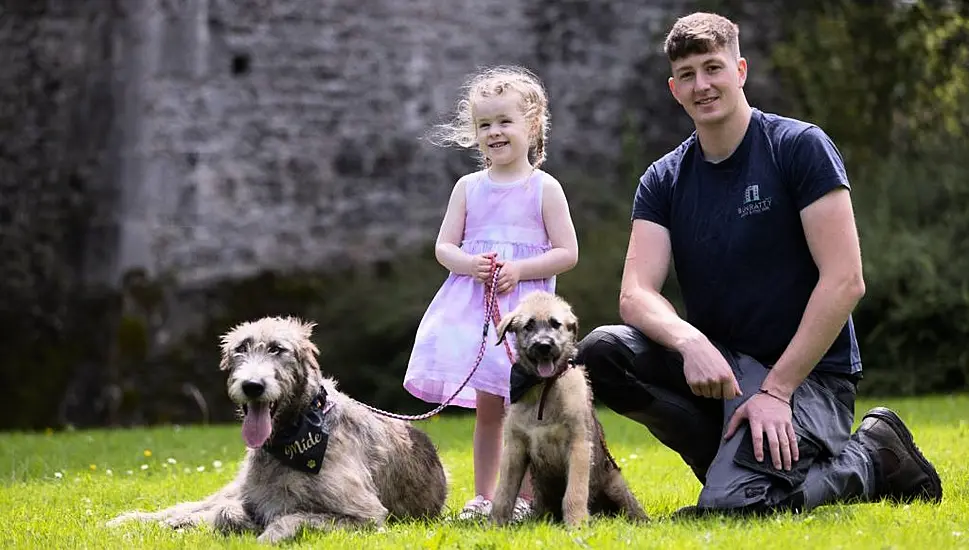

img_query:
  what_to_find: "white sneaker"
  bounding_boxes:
[457,495,493,521]
[511,497,533,523]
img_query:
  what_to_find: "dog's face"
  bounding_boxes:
[219,316,321,449]
[496,291,579,378]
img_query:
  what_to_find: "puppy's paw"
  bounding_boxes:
[490,505,512,527]
[562,504,589,528]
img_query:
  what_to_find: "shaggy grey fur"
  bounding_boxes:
[107,316,448,543]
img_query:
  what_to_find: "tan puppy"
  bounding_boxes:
[491,291,648,526]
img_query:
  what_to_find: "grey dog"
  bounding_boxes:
[492,291,649,526]
[107,316,448,543]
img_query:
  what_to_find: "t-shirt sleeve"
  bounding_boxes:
[631,164,672,227]
[787,126,850,210]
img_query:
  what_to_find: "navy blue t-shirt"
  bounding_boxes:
[632,109,862,376]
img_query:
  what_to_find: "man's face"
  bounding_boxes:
[668,47,747,127]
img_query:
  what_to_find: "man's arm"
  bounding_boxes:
[618,220,690,346]
[619,220,741,399]
[725,186,865,471]
[760,187,866,400]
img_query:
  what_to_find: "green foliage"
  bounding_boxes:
[772,0,969,158]
[1,395,967,548]
[770,0,969,394]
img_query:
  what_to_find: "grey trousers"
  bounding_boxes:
[576,325,877,514]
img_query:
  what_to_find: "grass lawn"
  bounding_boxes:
[1,394,966,549]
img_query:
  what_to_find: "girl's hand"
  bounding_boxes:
[470,252,498,284]
[494,260,521,294]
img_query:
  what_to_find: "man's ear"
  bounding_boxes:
[737,57,748,87]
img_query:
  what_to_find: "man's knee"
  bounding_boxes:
[697,427,813,514]
[576,325,640,386]
[697,482,768,511]
[576,324,645,365]
[697,483,804,516]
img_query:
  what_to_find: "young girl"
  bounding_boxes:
[403,66,579,521]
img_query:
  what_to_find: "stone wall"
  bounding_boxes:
[107,0,720,287]
[0,0,787,429]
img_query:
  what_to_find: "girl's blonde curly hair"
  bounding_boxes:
[428,65,550,169]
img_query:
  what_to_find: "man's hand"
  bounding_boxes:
[724,392,799,471]
[469,252,498,284]
[679,336,742,400]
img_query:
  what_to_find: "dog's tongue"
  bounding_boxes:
[538,360,556,378]
[242,402,272,449]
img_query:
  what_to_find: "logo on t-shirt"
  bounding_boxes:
[739,183,772,218]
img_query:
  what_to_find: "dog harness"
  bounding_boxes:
[509,360,574,421]
[261,387,335,474]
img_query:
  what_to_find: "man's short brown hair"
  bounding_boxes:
[663,12,741,62]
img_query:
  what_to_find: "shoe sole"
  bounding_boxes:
[863,407,943,503]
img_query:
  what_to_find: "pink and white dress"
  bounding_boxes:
[403,169,556,407]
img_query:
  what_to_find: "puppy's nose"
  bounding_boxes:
[241,381,265,399]
[533,342,553,356]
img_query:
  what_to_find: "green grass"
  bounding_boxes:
[1,395,967,549]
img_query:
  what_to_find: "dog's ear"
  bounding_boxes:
[294,336,321,371]
[293,318,317,340]
[218,331,237,371]
[566,311,579,337]
[495,312,519,345]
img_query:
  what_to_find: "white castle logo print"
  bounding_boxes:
[739,183,772,218]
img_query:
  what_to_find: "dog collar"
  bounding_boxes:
[509,359,574,421]
[262,387,334,474]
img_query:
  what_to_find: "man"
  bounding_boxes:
[576,12,942,515]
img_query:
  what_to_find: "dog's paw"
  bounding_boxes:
[105,511,150,527]
[490,509,511,527]
[163,513,200,530]
[256,527,295,545]
[562,506,589,528]
[213,505,254,535]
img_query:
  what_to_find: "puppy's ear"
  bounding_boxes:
[566,314,579,337]
[495,312,519,345]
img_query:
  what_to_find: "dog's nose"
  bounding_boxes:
[241,381,265,399]
[533,342,553,356]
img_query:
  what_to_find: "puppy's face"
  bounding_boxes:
[219,316,320,449]
[497,292,578,378]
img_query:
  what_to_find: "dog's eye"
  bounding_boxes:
[523,319,535,331]
[548,318,561,329]
[267,343,284,355]
[233,343,247,354]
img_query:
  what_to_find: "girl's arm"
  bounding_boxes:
[508,176,579,282]
[434,177,476,276]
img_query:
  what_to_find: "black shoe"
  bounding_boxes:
[854,407,942,503]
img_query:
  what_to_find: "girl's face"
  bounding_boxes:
[472,91,533,173]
